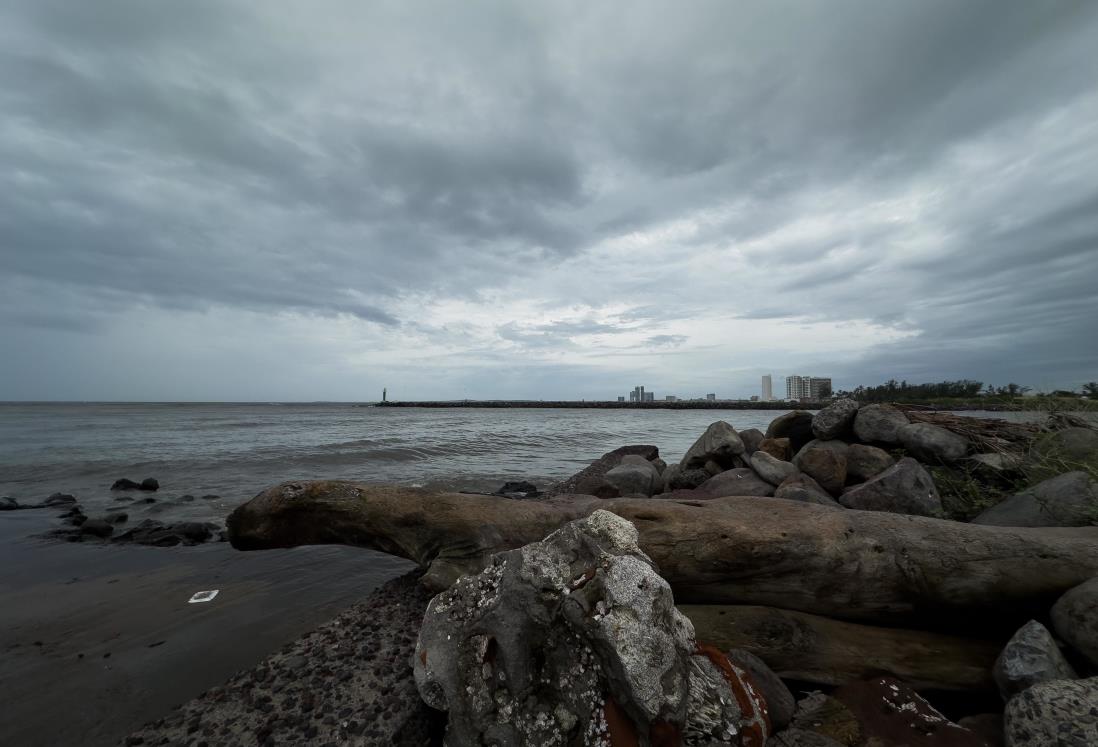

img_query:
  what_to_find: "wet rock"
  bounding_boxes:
[831,676,987,746]
[740,428,765,456]
[200,494,220,501]
[546,445,660,497]
[993,620,1077,700]
[758,437,792,462]
[793,440,848,496]
[766,411,815,456]
[111,479,143,491]
[751,451,798,487]
[80,518,114,539]
[1003,676,1098,745]
[179,494,196,502]
[811,399,859,441]
[413,510,770,745]
[44,493,77,506]
[697,467,776,497]
[681,421,746,470]
[111,519,220,547]
[140,478,160,491]
[845,443,895,482]
[898,422,969,463]
[726,648,794,731]
[839,457,942,517]
[1050,577,1098,669]
[494,481,540,499]
[104,512,129,524]
[602,455,662,497]
[774,474,841,507]
[852,404,909,445]
[61,505,87,526]
[1,496,19,510]
[971,471,1098,527]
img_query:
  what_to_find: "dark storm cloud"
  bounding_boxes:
[2,0,1097,399]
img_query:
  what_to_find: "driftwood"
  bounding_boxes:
[680,604,999,692]
[227,481,1098,628]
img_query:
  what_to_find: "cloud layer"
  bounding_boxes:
[2,1,1097,400]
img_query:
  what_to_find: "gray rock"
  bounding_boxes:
[792,440,849,496]
[413,509,769,744]
[1030,426,1098,463]
[969,452,1023,475]
[811,398,859,441]
[971,471,1098,527]
[767,727,845,746]
[603,456,661,497]
[846,443,895,482]
[839,457,942,516]
[993,620,1077,700]
[765,411,815,456]
[103,512,129,524]
[680,421,746,470]
[0,496,18,510]
[1051,577,1098,669]
[697,468,776,497]
[111,519,218,547]
[546,445,660,497]
[759,437,792,462]
[726,648,794,731]
[852,404,909,445]
[111,478,143,490]
[140,477,160,491]
[898,422,969,463]
[751,451,799,487]
[1004,676,1098,746]
[740,428,765,456]
[44,493,77,506]
[704,458,726,476]
[80,518,114,538]
[956,714,1004,747]
[775,474,842,507]
[652,457,667,475]
[664,464,710,491]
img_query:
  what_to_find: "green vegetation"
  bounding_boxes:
[833,379,1097,411]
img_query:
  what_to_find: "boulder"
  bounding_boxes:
[1003,676,1098,745]
[852,404,909,445]
[664,464,710,491]
[546,445,660,497]
[774,474,841,507]
[413,510,770,745]
[845,443,895,482]
[43,492,77,506]
[898,422,970,463]
[651,458,667,474]
[1026,427,1098,480]
[792,441,848,496]
[79,518,114,538]
[697,468,776,497]
[111,478,142,491]
[725,648,794,731]
[1050,577,1098,669]
[811,399,859,441]
[140,477,160,491]
[839,457,942,517]
[831,676,988,746]
[494,481,540,498]
[759,438,792,462]
[103,512,129,524]
[680,421,746,470]
[971,471,1098,527]
[112,519,219,547]
[992,620,1077,700]
[704,458,726,476]
[765,411,815,456]
[740,428,765,456]
[751,451,798,487]
[767,727,845,746]
[602,455,661,497]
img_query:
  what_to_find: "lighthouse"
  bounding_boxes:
[382,387,387,403]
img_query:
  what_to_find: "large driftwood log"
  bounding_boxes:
[227,481,1098,627]
[680,604,1000,692]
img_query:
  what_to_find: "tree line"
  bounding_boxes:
[834,379,1098,402]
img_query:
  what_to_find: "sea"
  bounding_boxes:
[0,402,1059,526]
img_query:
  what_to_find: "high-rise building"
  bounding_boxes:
[761,375,773,402]
[786,375,832,401]
[617,396,625,402]
[706,393,716,401]
[644,392,655,402]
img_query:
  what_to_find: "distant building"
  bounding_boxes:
[629,385,646,402]
[644,392,655,402]
[750,395,759,402]
[665,395,678,402]
[786,375,832,401]
[761,375,773,402]
[706,393,716,401]
[617,396,625,402]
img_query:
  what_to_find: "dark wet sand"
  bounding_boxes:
[0,512,413,747]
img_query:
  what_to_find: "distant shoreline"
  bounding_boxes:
[370,400,1024,411]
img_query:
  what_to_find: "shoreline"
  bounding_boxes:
[371,399,1043,411]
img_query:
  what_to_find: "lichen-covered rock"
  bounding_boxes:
[726,649,795,732]
[792,440,849,496]
[750,451,799,487]
[971,471,1098,527]
[839,457,942,517]
[758,438,792,462]
[681,421,746,470]
[774,474,842,507]
[845,443,895,483]
[898,422,969,463]
[812,399,859,441]
[1003,676,1098,746]
[1051,577,1098,669]
[765,412,815,456]
[697,468,776,498]
[852,404,909,445]
[992,620,1077,700]
[413,510,770,746]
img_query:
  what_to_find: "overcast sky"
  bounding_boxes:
[2,1,1097,401]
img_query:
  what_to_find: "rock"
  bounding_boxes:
[1026,427,1098,480]
[704,458,726,476]
[602,455,661,497]
[200,494,220,500]
[852,404,909,445]
[726,648,795,731]
[1050,577,1098,669]
[774,474,841,507]
[111,478,143,491]
[179,494,196,501]
[80,518,114,538]
[697,468,776,497]
[651,458,667,474]
[61,506,87,526]
[412,510,770,745]
[0,496,19,510]
[664,464,710,491]
[956,714,1004,747]
[103,512,129,524]
[969,452,1023,476]
[971,471,1098,527]
[111,519,219,547]
[751,451,799,487]
[992,620,1077,700]
[140,478,159,491]
[681,421,746,470]
[845,443,895,482]
[898,422,970,463]
[740,428,765,456]
[812,399,859,441]
[789,692,862,745]
[546,445,660,497]
[44,493,77,506]
[792,440,848,496]
[831,676,987,746]
[767,727,845,746]
[1003,676,1098,745]
[839,457,942,517]
[765,411,815,456]
[494,481,540,498]
[758,437,792,462]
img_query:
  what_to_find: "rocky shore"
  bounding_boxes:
[128,401,1097,745]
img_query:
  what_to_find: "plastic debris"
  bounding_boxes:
[188,589,219,604]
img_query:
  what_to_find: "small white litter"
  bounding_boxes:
[188,590,219,604]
